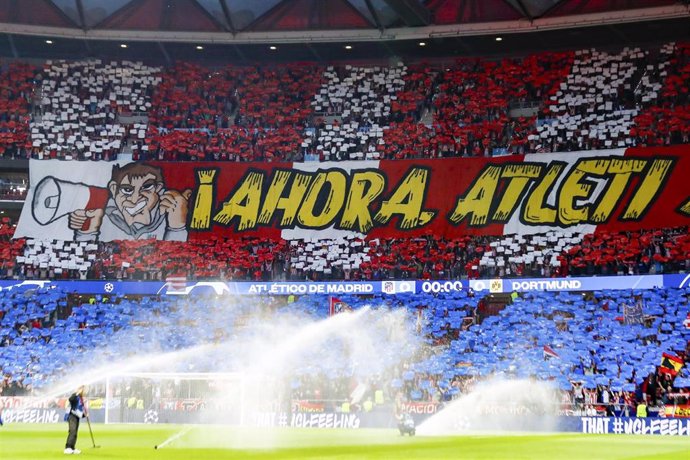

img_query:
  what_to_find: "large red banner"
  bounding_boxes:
[16,146,690,242]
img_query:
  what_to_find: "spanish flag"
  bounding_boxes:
[659,353,684,376]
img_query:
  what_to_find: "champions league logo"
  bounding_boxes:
[144,410,159,424]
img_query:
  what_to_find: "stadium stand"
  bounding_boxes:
[0,62,36,160]
[142,62,320,161]
[17,239,99,280]
[0,285,688,416]
[0,217,22,280]
[0,24,687,430]
[632,43,690,147]
[4,42,686,163]
[532,47,652,152]
[30,59,160,160]
[404,287,690,412]
[142,125,304,162]
[432,52,572,156]
[305,64,411,161]
[149,62,321,130]
[2,220,687,282]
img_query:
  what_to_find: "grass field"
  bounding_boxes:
[1,424,689,459]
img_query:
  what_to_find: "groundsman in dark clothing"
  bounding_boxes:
[64,386,86,455]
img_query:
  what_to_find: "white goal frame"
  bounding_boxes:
[104,372,248,425]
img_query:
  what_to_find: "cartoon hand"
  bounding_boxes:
[160,189,192,229]
[68,209,104,234]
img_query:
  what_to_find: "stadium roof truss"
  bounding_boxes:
[0,0,686,44]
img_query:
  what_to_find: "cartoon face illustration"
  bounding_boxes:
[108,167,163,227]
[65,162,191,241]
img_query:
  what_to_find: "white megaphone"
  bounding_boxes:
[31,176,110,225]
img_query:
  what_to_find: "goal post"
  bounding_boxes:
[102,372,263,425]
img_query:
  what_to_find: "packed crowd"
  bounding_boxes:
[139,125,304,162]
[397,287,690,415]
[300,63,430,161]
[0,62,36,159]
[1,218,687,281]
[431,52,572,156]
[0,217,23,277]
[29,60,160,161]
[632,43,690,147]
[150,62,322,131]
[0,42,688,164]
[0,285,687,418]
[1,40,689,425]
[139,62,322,161]
[532,47,654,153]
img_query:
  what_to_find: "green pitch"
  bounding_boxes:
[1,424,689,459]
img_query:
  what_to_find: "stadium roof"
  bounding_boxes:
[0,0,687,43]
[0,1,687,62]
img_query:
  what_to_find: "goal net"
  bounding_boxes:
[102,372,284,425]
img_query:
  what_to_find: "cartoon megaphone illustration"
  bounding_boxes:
[31,176,110,225]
